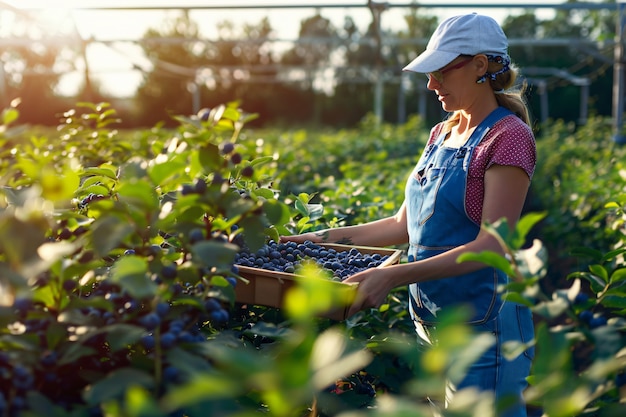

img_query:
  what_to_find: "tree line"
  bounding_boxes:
[0,1,618,128]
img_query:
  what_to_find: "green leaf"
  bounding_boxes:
[0,215,46,268]
[296,216,311,231]
[2,108,19,125]
[512,212,546,249]
[41,166,81,202]
[105,324,146,351]
[294,198,309,216]
[91,215,133,258]
[117,181,159,212]
[221,105,241,122]
[263,200,291,226]
[110,256,157,299]
[502,292,534,307]
[239,216,268,252]
[148,156,188,186]
[588,264,609,283]
[569,246,604,262]
[165,347,213,375]
[456,251,515,277]
[600,295,626,309]
[609,267,626,284]
[25,391,68,417]
[250,156,274,167]
[83,368,155,406]
[602,247,626,263]
[198,143,222,172]
[162,374,241,410]
[78,184,111,197]
[58,343,97,366]
[252,188,275,200]
[307,204,324,221]
[82,167,118,180]
[568,271,606,294]
[190,240,239,269]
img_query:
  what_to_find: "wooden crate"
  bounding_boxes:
[234,243,403,320]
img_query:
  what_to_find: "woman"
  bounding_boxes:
[282,13,536,417]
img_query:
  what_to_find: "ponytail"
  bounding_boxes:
[442,57,532,132]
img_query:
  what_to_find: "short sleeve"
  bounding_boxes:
[481,116,536,179]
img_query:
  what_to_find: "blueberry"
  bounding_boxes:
[226,276,238,287]
[141,334,155,350]
[181,184,195,195]
[13,298,32,313]
[230,153,242,165]
[40,351,58,368]
[62,279,77,291]
[124,300,141,313]
[163,365,180,381]
[161,264,178,279]
[209,309,229,324]
[574,293,589,304]
[148,244,163,256]
[204,298,221,312]
[189,228,205,244]
[221,142,235,155]
[58,227,72,240]
[124,249,136,256]
[160,332,177,349]
[155,302,170,318]
[194,178,207,194]
[198,107,211,121]
[589,316,608,329]
[241,166,254,177]
[579,310,593,323]
[168,319,185,335]
[139,313,161,331]
[212,172,224,185]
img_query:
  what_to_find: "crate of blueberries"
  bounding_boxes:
[233,240,403,320]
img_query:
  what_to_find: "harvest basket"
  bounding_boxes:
[234,243,403,320]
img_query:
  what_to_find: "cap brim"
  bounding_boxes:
[402,50,460,73]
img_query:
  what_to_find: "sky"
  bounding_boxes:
[0,1,578,98]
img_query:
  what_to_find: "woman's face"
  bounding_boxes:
[426,55,479,112]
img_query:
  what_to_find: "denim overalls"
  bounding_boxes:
[405,107,534,417]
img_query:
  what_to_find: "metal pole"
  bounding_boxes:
[579,82,589,125]
[368,1,388,124]
[613,1,626,143]
[398,71,406,124]
[0,64,7,109]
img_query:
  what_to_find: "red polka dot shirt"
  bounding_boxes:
[427,114,537,224]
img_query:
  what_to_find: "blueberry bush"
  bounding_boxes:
[0,100,625,417]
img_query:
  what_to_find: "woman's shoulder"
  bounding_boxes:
[492,114,535,139]
[478,114,537,175]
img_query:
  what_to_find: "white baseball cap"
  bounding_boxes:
[403,13,509,73]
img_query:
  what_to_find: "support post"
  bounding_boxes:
[613,0,626,143]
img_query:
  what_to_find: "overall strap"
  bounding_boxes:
[466,106,513,147]
[460,106,513,170]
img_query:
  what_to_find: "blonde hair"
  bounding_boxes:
[442,57,531,132]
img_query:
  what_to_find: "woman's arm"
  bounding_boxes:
[280,202,409,247]
[343,164,531,315]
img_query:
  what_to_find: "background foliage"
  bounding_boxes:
[1,99,626,417]
[0,2,618,128]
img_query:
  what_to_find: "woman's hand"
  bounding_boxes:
[343,266,395,318]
